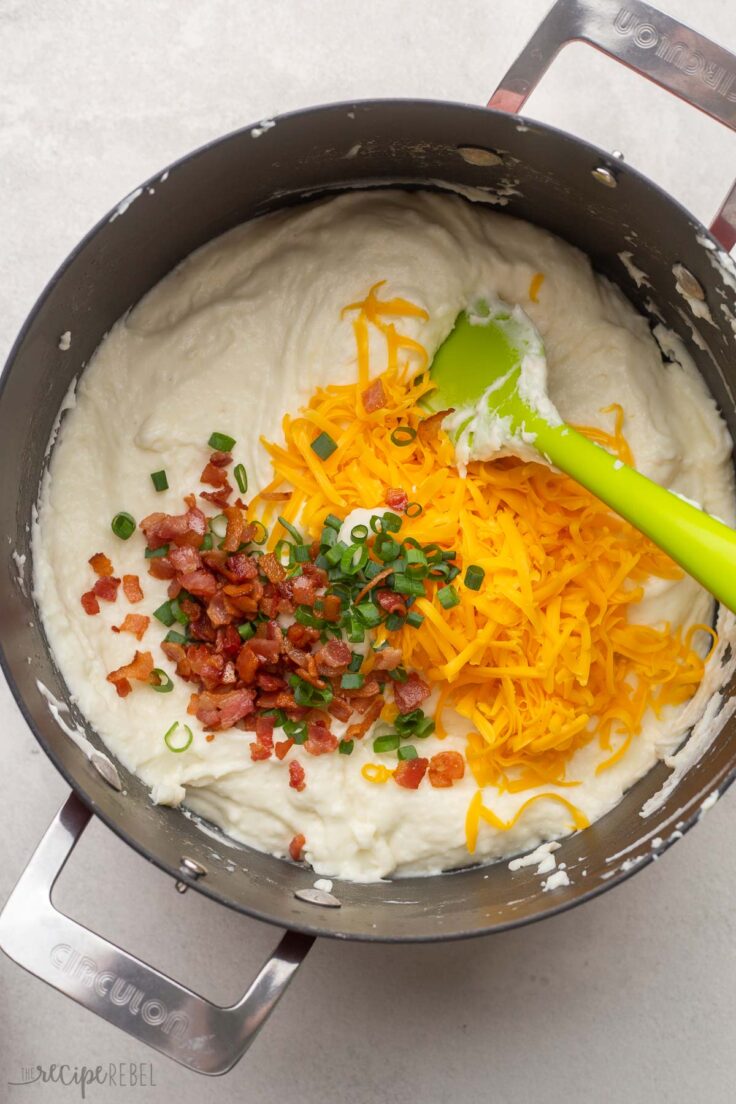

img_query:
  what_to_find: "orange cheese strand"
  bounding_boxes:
[529,272,544,302]
[255,281,712,846]
[465,790,590,854]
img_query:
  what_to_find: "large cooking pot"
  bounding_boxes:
[2,0,736,1076]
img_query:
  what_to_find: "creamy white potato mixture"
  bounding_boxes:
[34,191,734,881]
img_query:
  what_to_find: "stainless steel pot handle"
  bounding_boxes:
[489,0,736,249]
[0,792,314,1075]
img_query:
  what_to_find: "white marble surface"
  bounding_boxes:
[2,1,736,1100]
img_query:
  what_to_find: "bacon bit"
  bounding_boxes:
[315,639,351,670]
[394,757,428,789]
[200,485,233,508]
[260,552,286,584]
[195,688,255,730]
[352,567,394,605]
[289,761,306,792]
[236,646,260,683]
[329,695,354,723]
[292,574,317,607]
[179,569,218,600]
[206,590,236,627]
[112,613,150,641]
[216,624,242,660]
[385,488,408,512]
[122,574,144,603]
[140,506,207,550]
[417,409,451,445]
[81,590,100,615]
[93,576,121,602]
[289,833,306,861]
[106,650,154,698]
[89,552,114,577]
[362,377,387,413]
[205,733,215,742]
[148,556,176,580]
[393,671,431,714]
[376,588,407,616]
[255,714,275,750]
[321,593,342,622]
[200,461,230,488]
[428,751,465,788]
[345,696,384,740]
[275,738,294,761]
[209,450,232,468]
[304,722,338,756]
[250,742,272,761]
[222,505,246,553]
[373,646,403,671]
[168,547,201,574]
[259,491,292,502]
[224,553,258,583]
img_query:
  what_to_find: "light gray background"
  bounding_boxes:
[2,1,736,1101]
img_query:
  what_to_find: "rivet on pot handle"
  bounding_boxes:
[0,793,314,1075]
[489,0,736,250]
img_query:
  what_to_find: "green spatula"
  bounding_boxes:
[427,303,736,614]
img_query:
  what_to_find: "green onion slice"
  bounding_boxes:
[234,463,248,494]
[339,739,355,755]
[150,470,168,492]
[163,629,187,645]
[341,672,364,690]
[340,543,369,575]
[373,732,400,754]
[150,668,174,693]
[464,564,485,591]
[406,610,425,628]
[324,513,342,531]
[164,721,193,753]
[405,502,423,518]
[397,745,418,761]
[277,515,303,544]
[208,431,236,451]
[170,597,189,625]
[111,512,136,540]
[145,544,169,559]
[390,426,418,447]
[250,520,268,545]
[311,431,338,460]
[437,584,460,610]
[238,622,255,641]
[153,600,175,627]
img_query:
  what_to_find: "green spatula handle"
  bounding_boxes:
[531,417,736,612]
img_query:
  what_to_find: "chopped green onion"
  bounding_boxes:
[150,470,168,492]
[283,719,307,743]
[389,667,408,682]
[350,523,369,542]
[274,538,293,566]
[397,745,418,761]
[199,533,213,551]
[382,512,403,533]
[376,536,400,563]
[405,502,423,518]
[437,584,460,609]
[294,544,311,563]
[341,672,364,690]
[234,463,248,494]
[373,733,400,753]
[393,574,425,597]
[346,616,366,643]
[208,431,236,451]
[355,601,382,627]
[170,597,189,625]
[406,610,425,628]
[150,668,174,693]
[153,600,175,627]
[325,540,348,567]
[251,520,268,545]
[277,515,303,544]
[111,512,136,540]
[164,721,193,753]
[464,564,485,591]
[405,547,427,567]
[339,739,355,755]
[210,514,228,538]
[163,629,187,645]
[145,544,169,559]
[238,622,255,641]
[385,613,404,631]
[348,653,363,672]
[442,550,457,561]
[320,526,339,550]
[311,431,337,460]
[390,426,417,447]
[370,514,386,534]
[324,513,342,531]
[340,543,369,575]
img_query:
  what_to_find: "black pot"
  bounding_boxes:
[2,0,736,1077]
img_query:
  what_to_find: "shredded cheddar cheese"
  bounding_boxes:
[528,271,544,303]
[253,282,712,851]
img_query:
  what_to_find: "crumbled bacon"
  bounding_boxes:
[250,742,271,761]
[373,646,403,671]
[200,461,230,488]
[417,409,451,444]
[304,721,338,756]
[209,450,232,468]
[345,697,384,740]
[89,552,114,577]
[93,576,121,602]
[81,591,100,615]
[179,569,218,600]
[195,688,255,730]
[148,556,176,580]
[362,378,387,413]
[122,574,144,603]
[260,552,286,584]
[255,714,275,750]
[140,506,207,550]
[168,547,202,574]
[393,672,430,714]
[275,738,294,760]
[394,757,428,789]
[106,650,154,698]
[289,833,306,861]
[385,488,408,512]
[289,761,306,792]
[200,485,233,508]
[315,639,351,671]
[428,751,465,788]
[221,506,249,553]
[112,613,150,641]
[375,589,407,615]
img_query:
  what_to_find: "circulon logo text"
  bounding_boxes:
[50,944,189,1040]
[613,7,736,102]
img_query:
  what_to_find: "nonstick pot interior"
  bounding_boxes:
[3,100,736,941]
